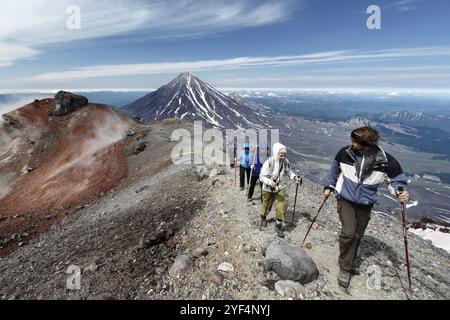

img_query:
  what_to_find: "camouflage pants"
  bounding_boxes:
[261,189,288,221]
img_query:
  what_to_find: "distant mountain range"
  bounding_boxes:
[123,72,269,129]
[342,111,450,134]
[340,113,450,163]
[370,111,450,133]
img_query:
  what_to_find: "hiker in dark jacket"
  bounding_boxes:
[324,126,410,288]
[247,143,269,201]
[238,143,253,190]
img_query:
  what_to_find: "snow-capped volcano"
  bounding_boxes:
[122,72,267,129]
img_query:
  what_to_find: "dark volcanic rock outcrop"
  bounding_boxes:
[53,91,88,116]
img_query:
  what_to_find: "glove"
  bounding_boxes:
[294,175,302,185]
[324,188,333,199]
[396,190,410,204]
[250,164,255,170]
[269,180,278,188]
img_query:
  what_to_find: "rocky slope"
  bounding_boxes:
[0,95,136,256]
[1,161,449,300]
[1,95,449,299]
[133,168,450,300]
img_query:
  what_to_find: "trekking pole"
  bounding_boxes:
[398,187,412,293]
[291,170,302,223]
[291,182,299,223]
[302,197,328,246]
[247,150,257,198]
[260,186,263,204]
[234,157,237,188]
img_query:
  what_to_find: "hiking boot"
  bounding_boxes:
[259,216,267,229]
[351,268,360,276]
[337,268,351,288]
[275,223,285,238]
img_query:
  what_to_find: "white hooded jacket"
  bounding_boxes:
[259,143,297,193]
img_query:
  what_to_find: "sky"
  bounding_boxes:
[0,0,449,91]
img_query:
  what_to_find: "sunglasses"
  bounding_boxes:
[351,130,371,147]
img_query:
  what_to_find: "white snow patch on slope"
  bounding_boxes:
[406,201,419,209]
[410,227,450,254]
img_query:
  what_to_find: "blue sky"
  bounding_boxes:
[0,0,449,91]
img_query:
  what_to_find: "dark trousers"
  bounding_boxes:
[248,176,262,199]
[337,198,372,272]
[239,166,251,189]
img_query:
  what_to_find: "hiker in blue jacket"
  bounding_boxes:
[238,143,253,190]
[248,143,269,201]
[323,126,410,288]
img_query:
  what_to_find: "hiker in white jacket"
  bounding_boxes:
[259,142,302,237]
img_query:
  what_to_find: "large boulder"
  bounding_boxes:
[53,91,88,116]
[264,239,318,284]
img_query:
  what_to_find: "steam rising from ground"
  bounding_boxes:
[45,109,130,182]
[0,172,15,199]
[0,101,132,209]
[79,110,130,167]
[0,95,48,117]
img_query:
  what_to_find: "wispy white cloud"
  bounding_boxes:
[0,42,40,67]
[384,0,422,12]
[309,65,450,73]
[214,73,450,85]
[28,46,450,81]
[0,0,301,67]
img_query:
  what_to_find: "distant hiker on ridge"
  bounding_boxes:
[238,143,253,191]
[260,143,301,238]
[323,126,410,289]
[228,140,237,169]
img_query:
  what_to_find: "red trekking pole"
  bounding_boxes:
[398,187,412,292]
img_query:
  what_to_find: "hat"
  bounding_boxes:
[273,142,287,155]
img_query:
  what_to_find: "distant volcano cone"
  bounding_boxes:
[122,72,264,129]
